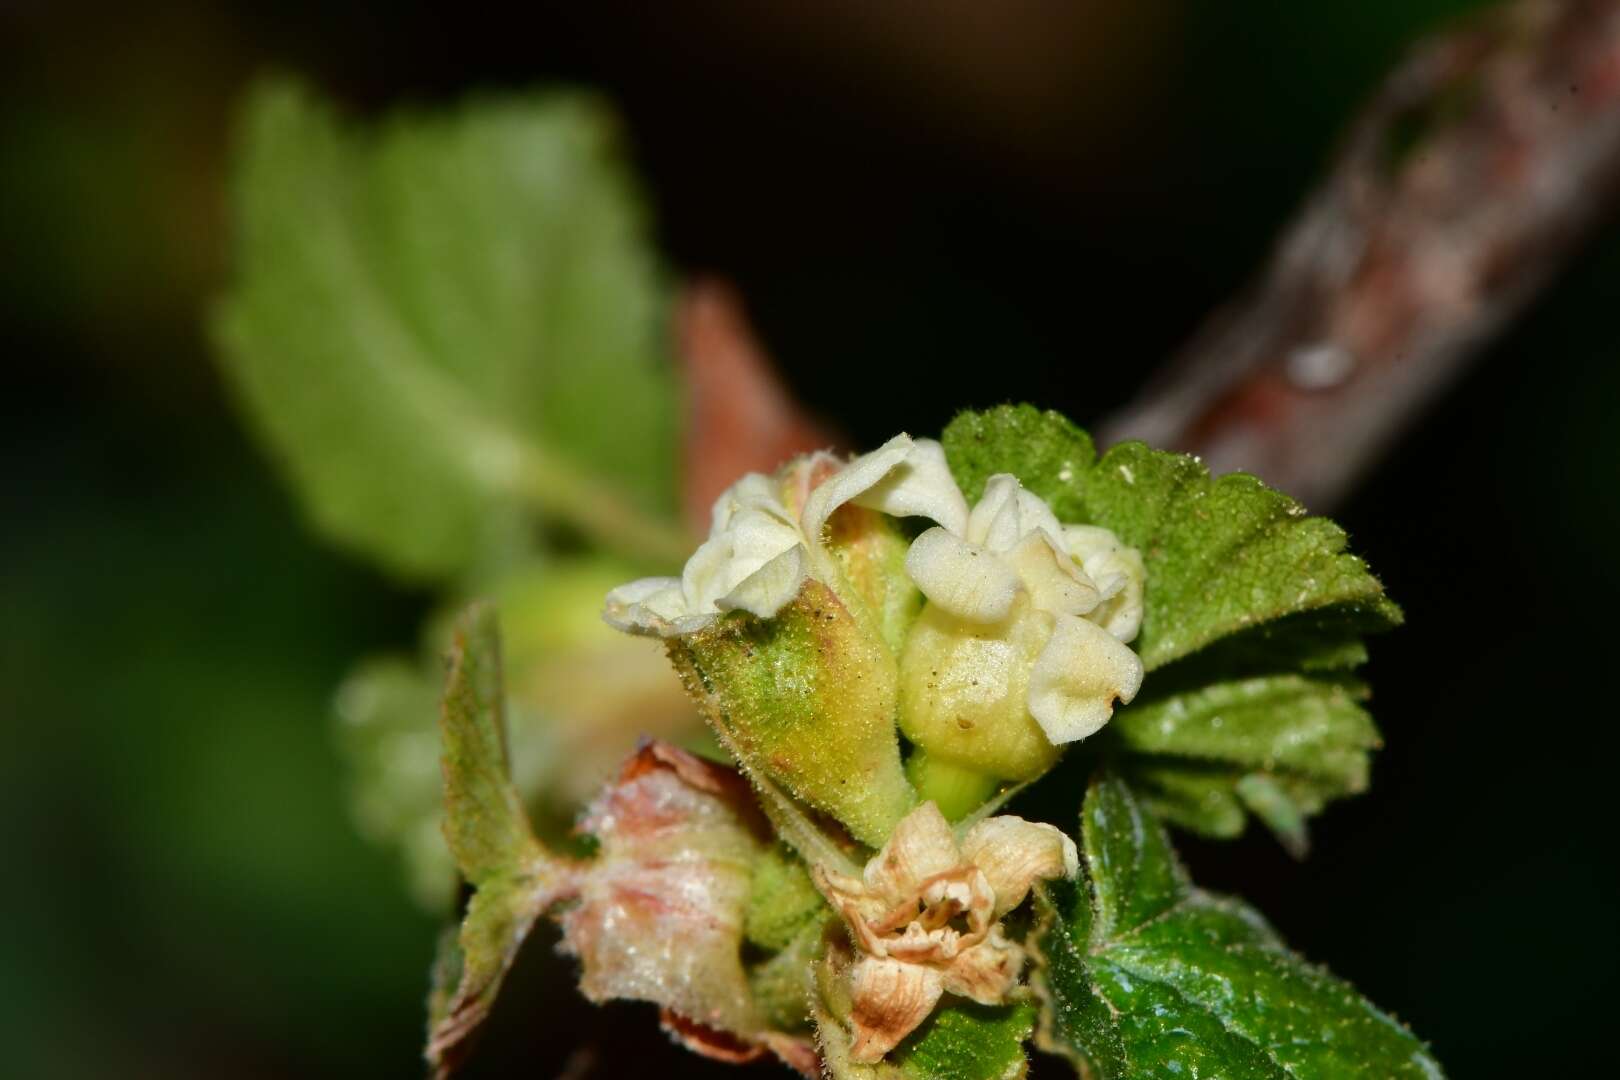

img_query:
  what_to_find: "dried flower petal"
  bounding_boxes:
[847,957,946,1063]
[959,816,1079,920]
[814,801,1076,1063]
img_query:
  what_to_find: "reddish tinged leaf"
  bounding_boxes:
[678,278,839,531]
[560,741,819,1073]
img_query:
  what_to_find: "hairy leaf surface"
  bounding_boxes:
[1030,774,1442,1078]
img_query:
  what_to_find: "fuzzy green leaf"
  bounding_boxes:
[819,998,1038,1080]
[890,1001,1037,1080]
[940,405,1400,671]
[439,604,533,880]
[428,603,574,1077]
[214,78,684,581]
[1030,774,1442,1078]
[1107,672,1378,845]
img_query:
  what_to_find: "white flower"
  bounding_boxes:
[603,435,961,638]
[604,433,1144,745]
[880,454,1145,747]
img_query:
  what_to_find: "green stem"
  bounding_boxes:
[512,447,692,566]
[906,750,999,822]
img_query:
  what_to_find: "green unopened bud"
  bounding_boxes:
[668,577,913,847]
[892,475,1146,811]
[899,594,1062,804]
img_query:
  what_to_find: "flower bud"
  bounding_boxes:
[605,441,932,847]
[667,577,914,847]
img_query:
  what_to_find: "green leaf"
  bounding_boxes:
[818,997,1038,1080]
[213,78,685,581]
[745,842,829,953]
[1106,667,1380,849]
[1030,773,1443,1078]
[336,656,456,910]
[942,405,1096,522]
[439,604,533,880]
[428,603,575,1077]
[891,1001,1037,1080]
[940,405,1400,671]
[940,405,1400,839]
[1113,671,1376,788]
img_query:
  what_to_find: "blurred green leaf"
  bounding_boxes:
[1031,773,1442,1078]
[439,604,532,878]
[429,603,572,1076]
[337,656,457,909]
[214,78,685,582]
[337,557,707,909]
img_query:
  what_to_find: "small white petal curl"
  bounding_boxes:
[904,527,1022,624]
[1001,531,1100,618]
[1063,524,1146,642]
[1027,613,1145,743]
[851,437,970,537]
[716,545,809,620]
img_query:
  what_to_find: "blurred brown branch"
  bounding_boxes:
[1102,0,1620,508]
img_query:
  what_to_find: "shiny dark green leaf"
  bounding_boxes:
[1030,774,1443,1078]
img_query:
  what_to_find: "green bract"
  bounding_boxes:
[668,578,917,848]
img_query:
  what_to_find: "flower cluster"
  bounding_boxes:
[605,434,1144,763]
[602,434,1146,1061]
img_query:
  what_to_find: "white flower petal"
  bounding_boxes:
[800,434,915,551]
[964,473,1021,548]
[904,526,1021,624]
[680,534,736,612]
[716,544,808,620]
[682,510,802,614]
[964,474,1068,557]
[1001,531,1100,617]
[1062,524,1146,643]
[709,470,793,534]
[851,437,970,537]
[604,577,712,637]
[1026,613,1145,744]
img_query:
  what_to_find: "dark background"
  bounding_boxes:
[4,1,1615,1075]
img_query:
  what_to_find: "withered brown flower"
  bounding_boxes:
[813,801,1076,1062]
